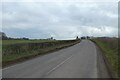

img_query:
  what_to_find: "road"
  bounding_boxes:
[2,40,110,78]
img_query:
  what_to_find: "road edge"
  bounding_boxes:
[90,39,117,78]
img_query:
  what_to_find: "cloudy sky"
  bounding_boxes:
[1,0,118,39]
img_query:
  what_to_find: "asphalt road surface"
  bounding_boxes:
[2,40,110,78]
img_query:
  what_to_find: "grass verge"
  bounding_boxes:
[92,39,118,77]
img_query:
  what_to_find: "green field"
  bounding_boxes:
[1,40,58,45]
[92,38,119,77]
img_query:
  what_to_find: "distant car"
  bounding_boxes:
[86,36,90,39]
[81,37,86,39]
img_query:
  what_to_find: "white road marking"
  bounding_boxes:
[46,55,73,75]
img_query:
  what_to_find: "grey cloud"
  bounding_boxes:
[2,2,118,39]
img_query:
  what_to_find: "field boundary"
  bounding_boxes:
[3,40,80,68]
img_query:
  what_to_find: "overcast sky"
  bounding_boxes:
[1,0,118,39]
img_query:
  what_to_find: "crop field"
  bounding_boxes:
[93,37,119,77]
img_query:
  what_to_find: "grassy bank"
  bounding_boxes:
[2,39,80,67]
[92,38,119,77]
